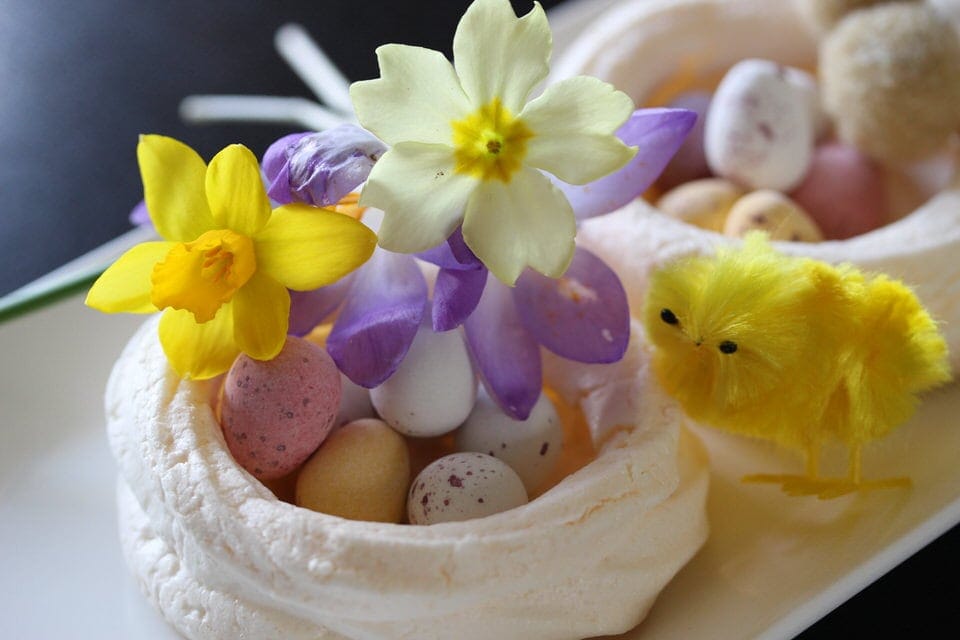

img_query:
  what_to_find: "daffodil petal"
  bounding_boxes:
[158,305,239,380]
[520,76,636,184]
[205,144,272,236]
[231,272,290,361]
[453,0,551,113]
[350,44,471,145]
[137,135,215,241]
[255,204,376,291]
[464,275,541,420]
[462,167,575,285]
[85,241,172,313]
[361,143,475,253]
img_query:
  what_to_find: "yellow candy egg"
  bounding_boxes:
[723,190,824,242]
[656,178,745,232]
[295,418,410,523]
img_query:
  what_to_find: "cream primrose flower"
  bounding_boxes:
[350,0,636,285]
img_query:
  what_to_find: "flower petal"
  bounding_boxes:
[205,144,272,236]
[554,108,698,220]
[255,204,377,291]
[265,126,387,207]
[287,275,353,337]
[350,44,472,145]
[433,266,487,331]
[326,250,428,388]
[416,227,483,271]
[137,135,215,241]
[85,241,172,313]
[462,166,575,285]
[464,275,541,419]
[231,271,290,361]
[263,132,311,205]
[453,0,551,113]
[520,76,636,184]
[158,305,239,380]
[361,142,475,253]
[513,246,629,363]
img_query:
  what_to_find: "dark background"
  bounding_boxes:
[0,0,956,636]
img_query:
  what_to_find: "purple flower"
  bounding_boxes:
[262,124,387,207]
[289,247,428,388]
[129,200,151,227]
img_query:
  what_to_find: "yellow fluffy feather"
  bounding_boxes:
[643,234,951,497]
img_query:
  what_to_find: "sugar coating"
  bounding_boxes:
[789,142,886,239]
[221,337,340,480]
[454,391,562,495]
[407,453,528,525]
[295,418,410,523]
[723,189,824,242]
[820,2,960,163]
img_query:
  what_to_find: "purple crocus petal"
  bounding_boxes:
[264,132,312,205]
[433,266,488,332]
[263,124,387,207]
[513,246,630,364]
[416,227,484,271]
[287,275,353,337]
[555,108,697,220]
[326,250,428,388]
[464,276,542,420]
[129,200,151,227]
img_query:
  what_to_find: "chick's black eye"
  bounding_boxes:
[660,308,679,325]
[719,340,738,354]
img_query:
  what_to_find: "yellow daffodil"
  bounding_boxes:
[86,135,376,379]
[350,0,636,285]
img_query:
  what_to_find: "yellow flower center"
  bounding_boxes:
[151,229,256,323]
[452,98,533,182]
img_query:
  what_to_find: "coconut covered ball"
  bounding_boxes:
[796,0,918,32]
[820,2,960,163]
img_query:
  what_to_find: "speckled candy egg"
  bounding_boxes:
[454,391,562,495]
[789,142,886,239]
[295,418,410,523]
[723,190,824,242]
[335,373,375,427]
[657,178,745,231]
[704,59,815,191]
[220,337,340,480]
[407,453,528,525]
[370,325,477,438]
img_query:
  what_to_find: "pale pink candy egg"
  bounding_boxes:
[789,142,887,240]
[221,337,341,480]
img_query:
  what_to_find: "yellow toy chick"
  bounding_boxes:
[643,234,951,498]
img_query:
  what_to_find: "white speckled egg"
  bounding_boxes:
[704,59,814,191]
[370,325,477,438]
[407,452,528,525]
[335,373,375,427]
[454,391,562,494]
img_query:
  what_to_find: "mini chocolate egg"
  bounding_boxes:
[335,373,375,427]
[789,142,886,239]
[220,337,340,480]
[820,2,960,163]
[454,390,562,495]
[407,453,528,525]
[657,91,712,190]
[704,59,815,191]
[295,418,410,523]
[370,325,477,438]
[723,190,824,242]
[657,178,745,231]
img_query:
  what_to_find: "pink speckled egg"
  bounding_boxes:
[789,142,887,239]
[220,337,341,480]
